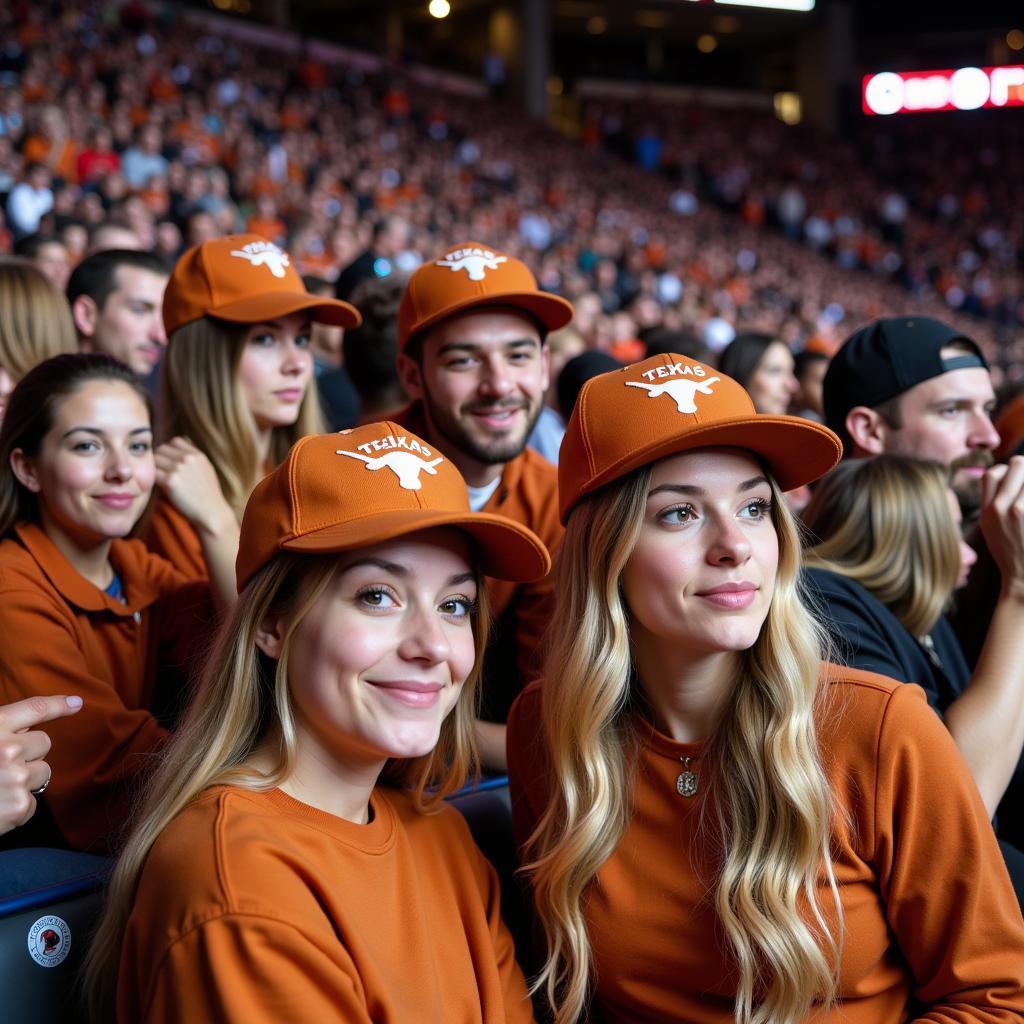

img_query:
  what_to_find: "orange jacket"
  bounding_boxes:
[119,785,536,1023]
[393,403,563,721]
[0,523,213,852]
[508,668,1024,1022]
[142,495,206,581]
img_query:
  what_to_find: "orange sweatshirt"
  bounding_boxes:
[393,403,563,720]
[142,495,206,581]
[119,785,536,1023]
[507,667,1024,1023]
[0,523,213,853]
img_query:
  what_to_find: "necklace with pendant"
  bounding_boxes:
[676,755,698,797]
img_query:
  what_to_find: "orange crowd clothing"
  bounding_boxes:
[393,402,563,721]
[119,785,536,1023]
[0,523,213,853]
[21,135,78,181]
[507,668,1024,1023]
[142,495,206,581]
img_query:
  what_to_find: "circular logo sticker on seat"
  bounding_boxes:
[27,915,71,967]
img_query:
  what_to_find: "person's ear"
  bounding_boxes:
[845,406,888,456]
[254,614,285,660]
[71,294,98,342]
[396,352,425,402]
[9,449,41,493]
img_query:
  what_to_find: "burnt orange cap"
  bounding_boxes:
[236,422,551,590]
[558,352,842,522]
[163,234,362,337]
[398,241,573,350]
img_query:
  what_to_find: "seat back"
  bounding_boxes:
[448,776,533,957]
[0,848,112,1024]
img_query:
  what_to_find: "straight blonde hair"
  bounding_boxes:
[160,317,324,519]
[83,549,488,1021]
[0,257,77,381]
[525,464,841,1024]
[803,455,960,636]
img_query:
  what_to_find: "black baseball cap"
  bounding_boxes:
[823,316,989,439]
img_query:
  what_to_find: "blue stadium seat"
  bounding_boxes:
[448,775,532,960]
[0,848,112,1023]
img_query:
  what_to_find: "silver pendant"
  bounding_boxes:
[676,757,698,797]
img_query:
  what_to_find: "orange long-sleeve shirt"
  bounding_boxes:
[0,523,213,853]
[507,667,1024,1023]
[393,403,563,721]
[119,785,536,1023]
[142,495,206,581]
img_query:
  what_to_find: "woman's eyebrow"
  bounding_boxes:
[341,557,408,576]
[648,475,768,499]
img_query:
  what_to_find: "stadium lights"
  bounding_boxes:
[428,0,450,18]
[684,0,815,10]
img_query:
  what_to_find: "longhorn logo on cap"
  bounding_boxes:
[230,241,291,278]
[625,376,720,415]
[336,448,443,490]
[435,247,508,282]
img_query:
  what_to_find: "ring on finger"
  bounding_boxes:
[30,765,52,797]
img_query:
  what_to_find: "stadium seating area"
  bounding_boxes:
[1,0,1021,378]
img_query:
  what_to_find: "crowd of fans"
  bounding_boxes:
[2,1,1022,380]
[587,98,1024,353]
[0,2,1023,1020]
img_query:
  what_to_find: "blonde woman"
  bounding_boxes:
[85,423,549,1023]
[0,256,77,427]
[803,454,1024,903]
[802,456,973,694]
[143,234,361,586]
[508,353,1024,1024]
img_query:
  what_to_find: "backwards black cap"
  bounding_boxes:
[823,316,988,440]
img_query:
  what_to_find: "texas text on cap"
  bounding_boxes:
[823,316,989,437]
[236,423,551,590]
[397,241,574,351]
[163,234,362,337]
[558,352,842,522]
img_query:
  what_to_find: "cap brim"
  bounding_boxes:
[280,509,551,583]
[210,292,362,329]
[579,415,841,506]
[408,291,573,345]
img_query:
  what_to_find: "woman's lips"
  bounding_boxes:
[274,388,304,402]
[367,679,444,709]
[94,493,137,509]
[695,582,758,610]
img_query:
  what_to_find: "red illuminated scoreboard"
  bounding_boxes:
[863,65,1024,115]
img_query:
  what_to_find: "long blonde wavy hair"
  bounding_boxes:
[160,317,324,519]
[83,547,487,1021]
[525,462,841,1024]
[803,455,960,637]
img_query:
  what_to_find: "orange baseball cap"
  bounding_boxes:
[236,422,551,590]
[558,352,842,522]
[398,241,573,350]
[163,234,362,337]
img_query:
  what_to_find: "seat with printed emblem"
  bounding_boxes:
[0,847,112,1023]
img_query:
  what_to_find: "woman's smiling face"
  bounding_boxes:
[269,529,480,771]
[13,379,155,546]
